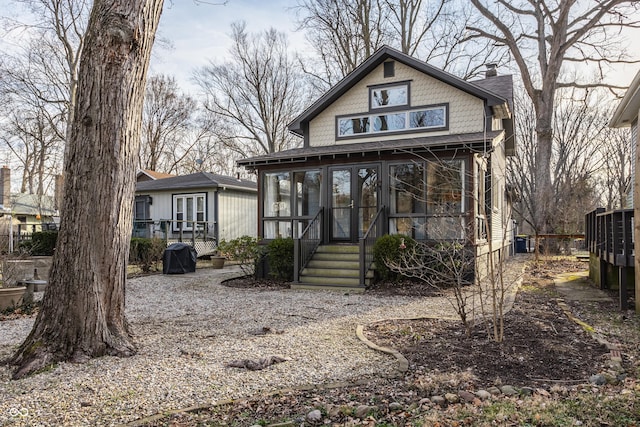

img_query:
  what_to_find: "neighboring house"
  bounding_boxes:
[238,46,515,289]
[0,166,58,235]
[11,193,58,233]
[585,69,640,310]
[136,169,175,183]
[134,172,257,255]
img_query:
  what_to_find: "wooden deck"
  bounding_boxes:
[585,208,634,309]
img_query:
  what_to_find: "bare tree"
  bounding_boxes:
[194,22,307,157]
[469,0,640,235]
[11,0,163,379]
[140,73,197,172]
[508,87,617,239]
[598,126,631,210]
[293,0,389,88]
[293,0,507,90]
[0,0,89,192]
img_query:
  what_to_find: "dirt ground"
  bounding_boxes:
[144,258,640,426]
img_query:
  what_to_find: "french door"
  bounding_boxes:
[329,165,380,242]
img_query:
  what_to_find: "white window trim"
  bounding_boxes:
[370,84,409,109]
[337,104,447,138]
[172,193,206,232]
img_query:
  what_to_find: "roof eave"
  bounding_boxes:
[610,70,640,128]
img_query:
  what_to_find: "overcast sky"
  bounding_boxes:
[151,0,308,94]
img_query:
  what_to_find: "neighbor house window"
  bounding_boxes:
[173,193,206,232]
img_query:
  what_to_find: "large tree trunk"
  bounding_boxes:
[11,0,164,380]
[532,89,555,236]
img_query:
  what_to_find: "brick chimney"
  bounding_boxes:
[485,63,497,78]
[0,166,10,210]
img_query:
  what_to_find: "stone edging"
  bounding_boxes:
[124,263,529,426]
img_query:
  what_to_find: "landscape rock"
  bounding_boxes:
[475,390,492,400]
[444,393,459,404]
[458,391,476,403]
[419,398,432,407]
[306,409,322,423]
[500,385,518,396]
[602,372,618,385]
[388,402,403,411]
[355,405,376,419]
[589,374,606,385]
[431,395,446,406]
[487,386,501,395]
[520,387,534,396]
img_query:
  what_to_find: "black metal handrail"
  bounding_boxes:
[293,208,323,283]
[585,208,634,267]
[359,205,385,286]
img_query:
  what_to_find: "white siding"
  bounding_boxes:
[490,135,511,246]
[629,119,638,208]
[309,61,485,147]
[218,189,257,241]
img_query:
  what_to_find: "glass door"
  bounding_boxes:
[329,165,379,242]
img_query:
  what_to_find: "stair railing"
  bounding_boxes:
[359,206,385,286]
[293,208,323,283]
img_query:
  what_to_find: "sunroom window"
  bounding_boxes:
[263,169,322,239]
[389,159,465,240]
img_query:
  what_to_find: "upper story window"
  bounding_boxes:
[337,104,447,138]
[370,84,408,109]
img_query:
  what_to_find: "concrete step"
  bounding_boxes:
[312,252,360,262]
[306,259,360,269]
[291,283,365,293]
[301,267,360,278]
[316,244,359,254]
[298,275,362,287]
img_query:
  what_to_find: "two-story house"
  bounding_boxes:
[238,46,515,289]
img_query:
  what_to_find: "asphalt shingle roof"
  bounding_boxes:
[136,172,256,192]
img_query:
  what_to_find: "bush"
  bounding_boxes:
[29,231,58,256]
[266,237,294,281]
[130,237,165,272]
[373,234,415,281]
[218,236,260,277]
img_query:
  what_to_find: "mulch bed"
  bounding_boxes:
[366,279,609,390]
[143,258,630,426]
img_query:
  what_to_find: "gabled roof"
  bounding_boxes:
[288,45,510,135]
[11,193,57,216]
[137,169,175,180]
[610,69,640,128]
[136,172,257,193]
[471,74,514,114]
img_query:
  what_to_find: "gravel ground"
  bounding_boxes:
[0,261,523,427]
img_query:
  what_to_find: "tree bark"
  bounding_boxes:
[11,0,164,380]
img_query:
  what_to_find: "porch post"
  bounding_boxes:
[359,237,365,286]
[293,238,300,283]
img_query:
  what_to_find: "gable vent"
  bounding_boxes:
[384,61,395,78]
